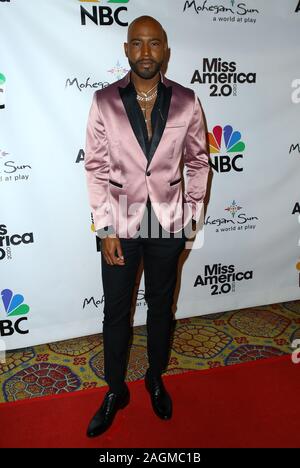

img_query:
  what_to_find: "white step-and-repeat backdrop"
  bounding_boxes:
[1,0,300,350]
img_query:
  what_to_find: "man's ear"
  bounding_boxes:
[124,42,128,58]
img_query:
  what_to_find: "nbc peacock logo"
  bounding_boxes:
[1,289,29,316]
[0,289,30,336]
[208,125,246,173]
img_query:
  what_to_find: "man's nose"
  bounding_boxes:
[141,43,150,57]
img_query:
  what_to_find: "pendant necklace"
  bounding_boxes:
[136,81,159,124]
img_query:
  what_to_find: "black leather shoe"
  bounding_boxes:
[145,369,172,420]
[86,385,130,438]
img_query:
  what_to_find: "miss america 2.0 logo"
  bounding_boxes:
[194,262,253,295]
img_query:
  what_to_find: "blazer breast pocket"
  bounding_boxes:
[109,178,123,188]
[169,177,182,187]
[165,121,186,128]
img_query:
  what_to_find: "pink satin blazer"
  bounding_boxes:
[84,71,209,238]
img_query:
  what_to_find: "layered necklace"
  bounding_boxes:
[136,80,159,124]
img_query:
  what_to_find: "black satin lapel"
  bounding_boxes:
[118,86,147,157]
[147,86,172,167]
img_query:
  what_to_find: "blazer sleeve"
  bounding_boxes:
[84,91,113,231]
[183,92,210,223]
[96,225,116,239]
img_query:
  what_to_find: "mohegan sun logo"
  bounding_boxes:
[0,148,32,183]
[224,200,243,218]
[107,61,129,80]
[205,200,259,233]
[1,289,29,316]
[183,0,259,24]
[0,149,9,158]
[208,124,246,173]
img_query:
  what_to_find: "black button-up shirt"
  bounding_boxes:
[98,77,163,238]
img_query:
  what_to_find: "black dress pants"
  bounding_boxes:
[100,201,187,393]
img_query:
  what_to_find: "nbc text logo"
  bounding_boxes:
[209,125,246,172]
[0,289,30,336]
[79,0,129,27]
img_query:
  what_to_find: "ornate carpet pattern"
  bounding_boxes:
[1,300,299,402]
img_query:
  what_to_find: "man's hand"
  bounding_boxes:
[101,235,125,266]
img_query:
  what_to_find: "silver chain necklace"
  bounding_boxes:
[136,90,158,102]
[136,81,159,124]
[136,80,159,102]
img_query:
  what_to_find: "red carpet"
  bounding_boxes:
[0,354,299,448]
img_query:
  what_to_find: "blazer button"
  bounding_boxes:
[146,171,151,176]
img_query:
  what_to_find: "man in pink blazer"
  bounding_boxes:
[84,15,209,437]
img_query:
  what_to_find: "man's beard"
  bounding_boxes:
[129,59,163,80]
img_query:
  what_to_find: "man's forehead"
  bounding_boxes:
[127,20,164,40]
